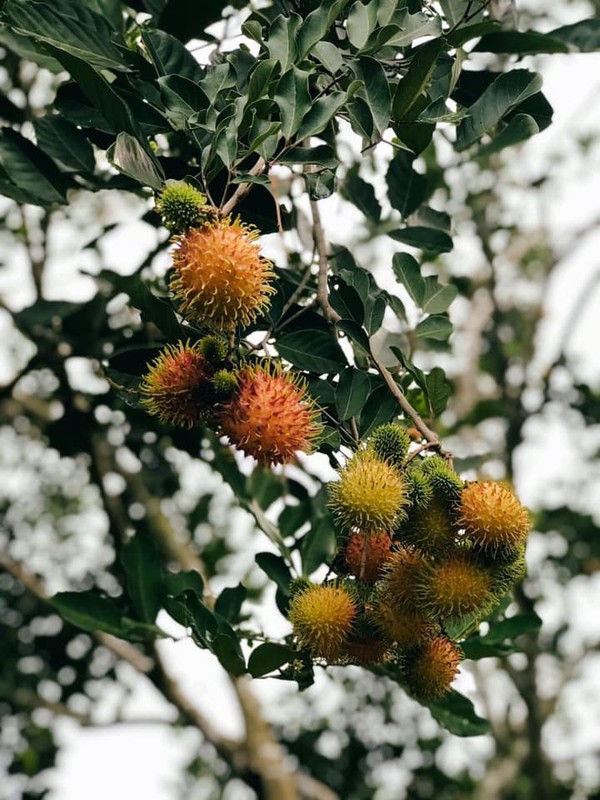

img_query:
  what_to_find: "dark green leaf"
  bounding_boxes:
[336,319,371,355]
[121,534,164,624]
[255,552,292,595]
[343,175,381,223]
[211,633,247,677]
[105,274,181,340]
[335,368,372,421]
[359,384,398,437]
[387,152,427,218]
[311,40,344,74]
[476,113,539,157]
[51,592,126,637]
[276,330,346,374]
[0,22,63,70]
[247,58,279,103]
[346,0,378,50]
[278,146,337,169]
[415,314,452,341]
[297,0,350,59]
[107,132,165,190]
[389,227,453,254]
[141,28,205,81]
[305,169,336,200]
[301,516,337,576]
[329,276,365,325]
[473,30,569,55]
[34,116,95,175]
[482,612,542,644]
[550,18,600,52]
[275,67,312,140]
[266,13,301,71]
[296,91,347,141]
[248,643,297,678]
[424,367,451,416]
[392,252,424,306]
[164,570,204,597]
[215,584,248,624]
[0,128,68,206]
[393,38,445,120]
[351,57,391,137]
[383,9,441,47]
[426,691,491,737]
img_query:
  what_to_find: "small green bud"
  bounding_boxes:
[420,455,463,506]
[405,469,433,510]
[369,423,410,468]
[197,334,228,364]
[155,181,211,234]
[211,369,238,398]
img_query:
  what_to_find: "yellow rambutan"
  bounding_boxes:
[403,635,462,699]
[459,481,530,553]
[329,450,408,533]
[380,545,429,613]
[139,341,214,427]
[374,603,437,649]
[217,362,322,465]
[170,217,275,331]
[415,552,495,620]
[344,530,392,583]
[288,584,356,661]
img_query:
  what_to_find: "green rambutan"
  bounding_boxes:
[420,456,464,506]
[368,424,410,469]
[155,181,212,234]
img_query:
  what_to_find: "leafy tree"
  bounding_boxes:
[1,1,599,798]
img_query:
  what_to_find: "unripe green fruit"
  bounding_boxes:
[369,423,410,469]
[420,455,464,506]
[197,334,229,364]
[155,181,212,234]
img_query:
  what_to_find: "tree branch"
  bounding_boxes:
[221,157,267,217]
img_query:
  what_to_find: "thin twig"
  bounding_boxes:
[221,157,267,217]
[309,198,340,324]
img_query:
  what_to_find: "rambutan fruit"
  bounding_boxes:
[344,530,392,583]
[374,603,437,649]
[343,637,390,665]
[170,217,275,331]
[380,545,429,613]
[288,584,356,661]
[404,469,433,510]
[482,545,527,596]
[155,181,212,234]
[403,635,462,699]
[459,481,530,553]
[140,341,214,427]
[420,456,464,506]
[329,450,408,533]
[399,496,458,555]
[368,424,410,469]
[197,334,228,364]
[211,369,238,399]
[415,553,495,620]
[217,362,322,465]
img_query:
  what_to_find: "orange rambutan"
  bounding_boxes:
[343,637,390,665]
[380,545,429,613]
[403,635,462,699]
[459,481,530,553]
[344,530,392,583]
[217,362,322,465]
[415,552,495,620]
[288,584,356,661]
[140,341,214,427]
[329,450,408,533]
[170,217,275,331]
[374,603,437,650]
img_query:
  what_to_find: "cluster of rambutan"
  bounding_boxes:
[288,424,530,700]
[138,182,322,465]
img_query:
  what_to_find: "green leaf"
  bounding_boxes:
[311,41,344,74]
[387,152,427,218]
[305,169,336,200]
[550,18,600,52]
[51,591,126,637]
[351,57,391,137]
[0,128,68,206]
[121,534,164,624]
[381,10,441,47]
[329,276,365,325]
[141,28,205,81]
[481,612,542,644]
[0,22,63,70]
[211,633,247,677]
[104,273,181,340]
[215,584,248,624]
[476,113,539,157]
[421,279,457,314]
[275,67,312,140]
[389,227,453,254]
[198,62,236,106]
[424,366,451,416]
[393,38,445,121]
[296,91,347,141]
[297,1,350,59]
[359,384,398,437]
[34,116,95,175]
[426,691,491,737]
[247,58,279,103]
[456,69,543,151]
[392,252,424,306]
[164,570,204,598]
[343,175,381,222]
[301,515,337,576]
[267,13,301,71]
[335,368,372,421]
[278,145,337,169]
[255,552,292,595]
[157,74,209,131]
[276,330,346,374]
[107,132,165,190]
[415,315,452,341]
[248,643,297,678]
[336,319,371,355]
[5,0,128,71]
[347,0,378,50]
[473,30,569,55]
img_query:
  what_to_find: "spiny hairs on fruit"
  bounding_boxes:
[404,468,433,510]
[197,334,228,364]
[329,450,408,533]
[380,545,429,613]
[415,552,496,621]
[486,548,527,596]
[139,341,214,428]
[368,423,410,469]
[374,603,437,650]
[170,217,275,331]
[217,362,322,466]
[459,481,531,553]
[343,530,392,583]
[399,496,458,555]
[420,455,464,506]
[155,181,212,234]
[402,635,462,699]
[288,584,356,661]
[211,369,238,399]
[343,636,390,665]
